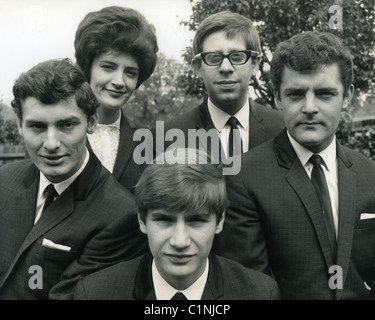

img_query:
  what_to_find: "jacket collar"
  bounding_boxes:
[23,148,102,202]
[112,110,136,179]
[133,253,224,300]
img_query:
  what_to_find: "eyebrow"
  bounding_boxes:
[100,59,139,71]
[25,116,81,125]
[284,87,339,93]
[315,87,339,93]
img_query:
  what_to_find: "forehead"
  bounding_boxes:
[280,64,343,90]
[22,96,86,121]
[202,30,247,52]
[94,50,139,67]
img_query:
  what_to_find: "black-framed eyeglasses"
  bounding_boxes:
[193,50,261,66]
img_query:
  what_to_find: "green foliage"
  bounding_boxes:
[0,119,22,145]
[0,102,22,145]
[180,0,375,110]
[125,52,202,128]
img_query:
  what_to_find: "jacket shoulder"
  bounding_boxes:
[0,159,35,188]
[163,106,200,132]
[251,101,284,125]
[216,255,280,299]
[75,256,142,300]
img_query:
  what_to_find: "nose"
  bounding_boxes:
[43,127,61,151]
[219,57,234,73]
[169,221,191,249]
[302,92,319,114]
[111,70,125,88]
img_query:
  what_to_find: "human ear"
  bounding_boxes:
[273,89,282,110]
[137,211,147,235]
[87,112,98,134]
[250,56,260,77]
[215,211,225,234]
[343,84,354,110]
[17,118,23,137]
[191,58,202,78]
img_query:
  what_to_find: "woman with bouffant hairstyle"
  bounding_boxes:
[74,6,158,192]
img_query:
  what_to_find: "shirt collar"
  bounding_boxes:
[207,98,249,132]
[287,131,337,171]
[152,258,209,300]
[38,147,90,196]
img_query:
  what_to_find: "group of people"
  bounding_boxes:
[0,6,374,301]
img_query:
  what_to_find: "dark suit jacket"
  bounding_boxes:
[73,253,280,300]
[0,151,147,300]
[153,99,285,160]
[87,110,144,193]
[214,129,375,299]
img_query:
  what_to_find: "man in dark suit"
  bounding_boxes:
[73,148,280,300]
[0,59,147,300]
[152,11,284,164]
[214,31,375,299]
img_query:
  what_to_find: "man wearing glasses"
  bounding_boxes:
[156,10,284,162]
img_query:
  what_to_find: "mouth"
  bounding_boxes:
[105,88,127,96]
[216,80,237,86]
[299,121,323,126]
[41,155,66,164]
[165,253,194,264]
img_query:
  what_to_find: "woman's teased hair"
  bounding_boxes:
[74,6,158,88]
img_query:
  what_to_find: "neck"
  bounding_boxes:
[211,96,247,115]
[98,107,121,124]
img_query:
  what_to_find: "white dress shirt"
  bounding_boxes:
[207,98,249,157]
[87,114,121,173]
[152,258,209,300]
[287,132,339,238]
[34,147,90,224]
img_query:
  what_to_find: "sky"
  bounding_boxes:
[0,0,195,101]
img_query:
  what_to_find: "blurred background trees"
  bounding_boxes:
[178,0,375,115]
[1,0,375,163]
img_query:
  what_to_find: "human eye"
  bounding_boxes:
[188,214,210,224]
[286,90,304,100]
[101,63,114,71]
[26,121,46,132]
[230,52,246,64]
[151,213,173,223]
[316,90,336,100]
[205,52,222,65]
[125,68,139,78]
[58,120,77,131]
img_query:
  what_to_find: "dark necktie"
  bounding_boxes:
[309,154,337,258]
[227,116,243,157]
[42,184,58,212]
[171,292,187,300]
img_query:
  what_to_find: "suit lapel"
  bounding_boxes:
[195,100,222,162]
[275,130,336,269]
[15,166,39,246]
[19,188,75,254]
[335,143,356,300]
[202,254,224,299]
[112,111,136,179]
[8,151,103,272]
[248,100,266,149]
[0,164,38,287]
[133,253,155,300]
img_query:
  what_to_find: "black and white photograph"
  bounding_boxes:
[0,0,374,314]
